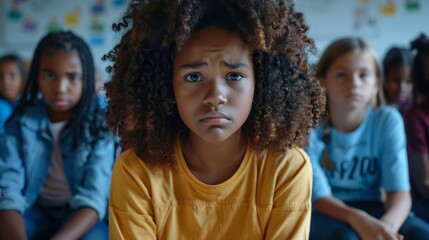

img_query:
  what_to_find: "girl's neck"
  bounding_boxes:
[329,104,367,133]
[48,109,71,123]
[181,130,247,185]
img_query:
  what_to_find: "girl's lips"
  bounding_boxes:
[200,117,229,124]
[200,111,230,124]
[53,99,69,108]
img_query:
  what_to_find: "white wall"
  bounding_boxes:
[1,0,429,72]
[296,0,429,63]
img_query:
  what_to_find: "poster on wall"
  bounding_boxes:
[1,0,127,49]
[295,0,379,39]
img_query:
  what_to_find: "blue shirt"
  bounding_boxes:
[0,98,13,134]
[0,101,115,219]
[306,106,410,202]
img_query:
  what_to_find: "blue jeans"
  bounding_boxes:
[310,201,429,240]
[23,203,108,240]
[413,198,429,223]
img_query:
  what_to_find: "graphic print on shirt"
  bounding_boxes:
[323,140,380,195]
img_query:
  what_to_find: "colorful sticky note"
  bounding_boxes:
[406,0,420,11]
[8,10,21,20]
[90,36,105,46]
[64,7,81,26]
[112,0,125,7]
[380,0,396,16]
[47,17,61,33]
[23,15,37,32]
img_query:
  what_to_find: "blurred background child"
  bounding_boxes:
[0,54,27,133]
[404,33,429,224]
[307,37,429,240]
[0,31,115,240]
[381,47,414,113]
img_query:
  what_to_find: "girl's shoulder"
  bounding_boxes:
[0,98,12,112]
[261,147,310,171]
[7,100,48,128]
[369,106,403,125]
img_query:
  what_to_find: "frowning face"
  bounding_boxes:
[173,27,255,143]
[0,60,25,102]
[38,50,83,122]
[321,50,379,112]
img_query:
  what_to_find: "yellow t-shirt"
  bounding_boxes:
[109,140,312,240]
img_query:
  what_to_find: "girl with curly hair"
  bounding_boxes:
[0,31,115,240]
[307,37,429,240]
[104,0,325,238]
[404,33,429,224]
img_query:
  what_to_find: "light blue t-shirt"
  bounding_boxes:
[0,98,13,134]
[307,106,410,202]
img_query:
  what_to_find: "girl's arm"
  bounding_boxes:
[50,207,98,240]
[380,191,411,232]
[0,210,26,240]
[109,152,157,239]
[68,136,115,223]
[264,149,312,240]
[408,151,429,199]
[314,196,402,240]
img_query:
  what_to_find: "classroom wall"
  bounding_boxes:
[0,0,128,81]
[295,0,429,63]
[1,0,429,76]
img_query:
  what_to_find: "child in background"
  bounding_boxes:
[307,37,429,240]
[94,67,108,110]
[0,54,27,133]
[104,0,325,239]
[381,47,414,112]
[0,31,115,240]
[404,33,429,223]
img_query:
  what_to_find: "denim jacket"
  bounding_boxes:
[0,101,115,220]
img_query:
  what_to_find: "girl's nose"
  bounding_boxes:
[55,79,69,93]
[351,75,360,86]
[400,81,411,92]
[203,79,227,106]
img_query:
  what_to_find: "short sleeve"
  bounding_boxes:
[109,151,157,239]
[306,129,332,201]
[379,108,410,191]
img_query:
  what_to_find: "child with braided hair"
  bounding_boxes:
[0,31,115,240]
[404,33,429,224]
[104,0,325,239]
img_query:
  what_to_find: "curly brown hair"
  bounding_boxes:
[104,0,325,167]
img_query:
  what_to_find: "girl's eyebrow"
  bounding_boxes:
[222,61,249,69]
[179,62,206,69]
[179,61,249,69]
[40,68,82,76]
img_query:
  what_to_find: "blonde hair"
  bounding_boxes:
[317,37,382,170]
[317,37,384,107]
